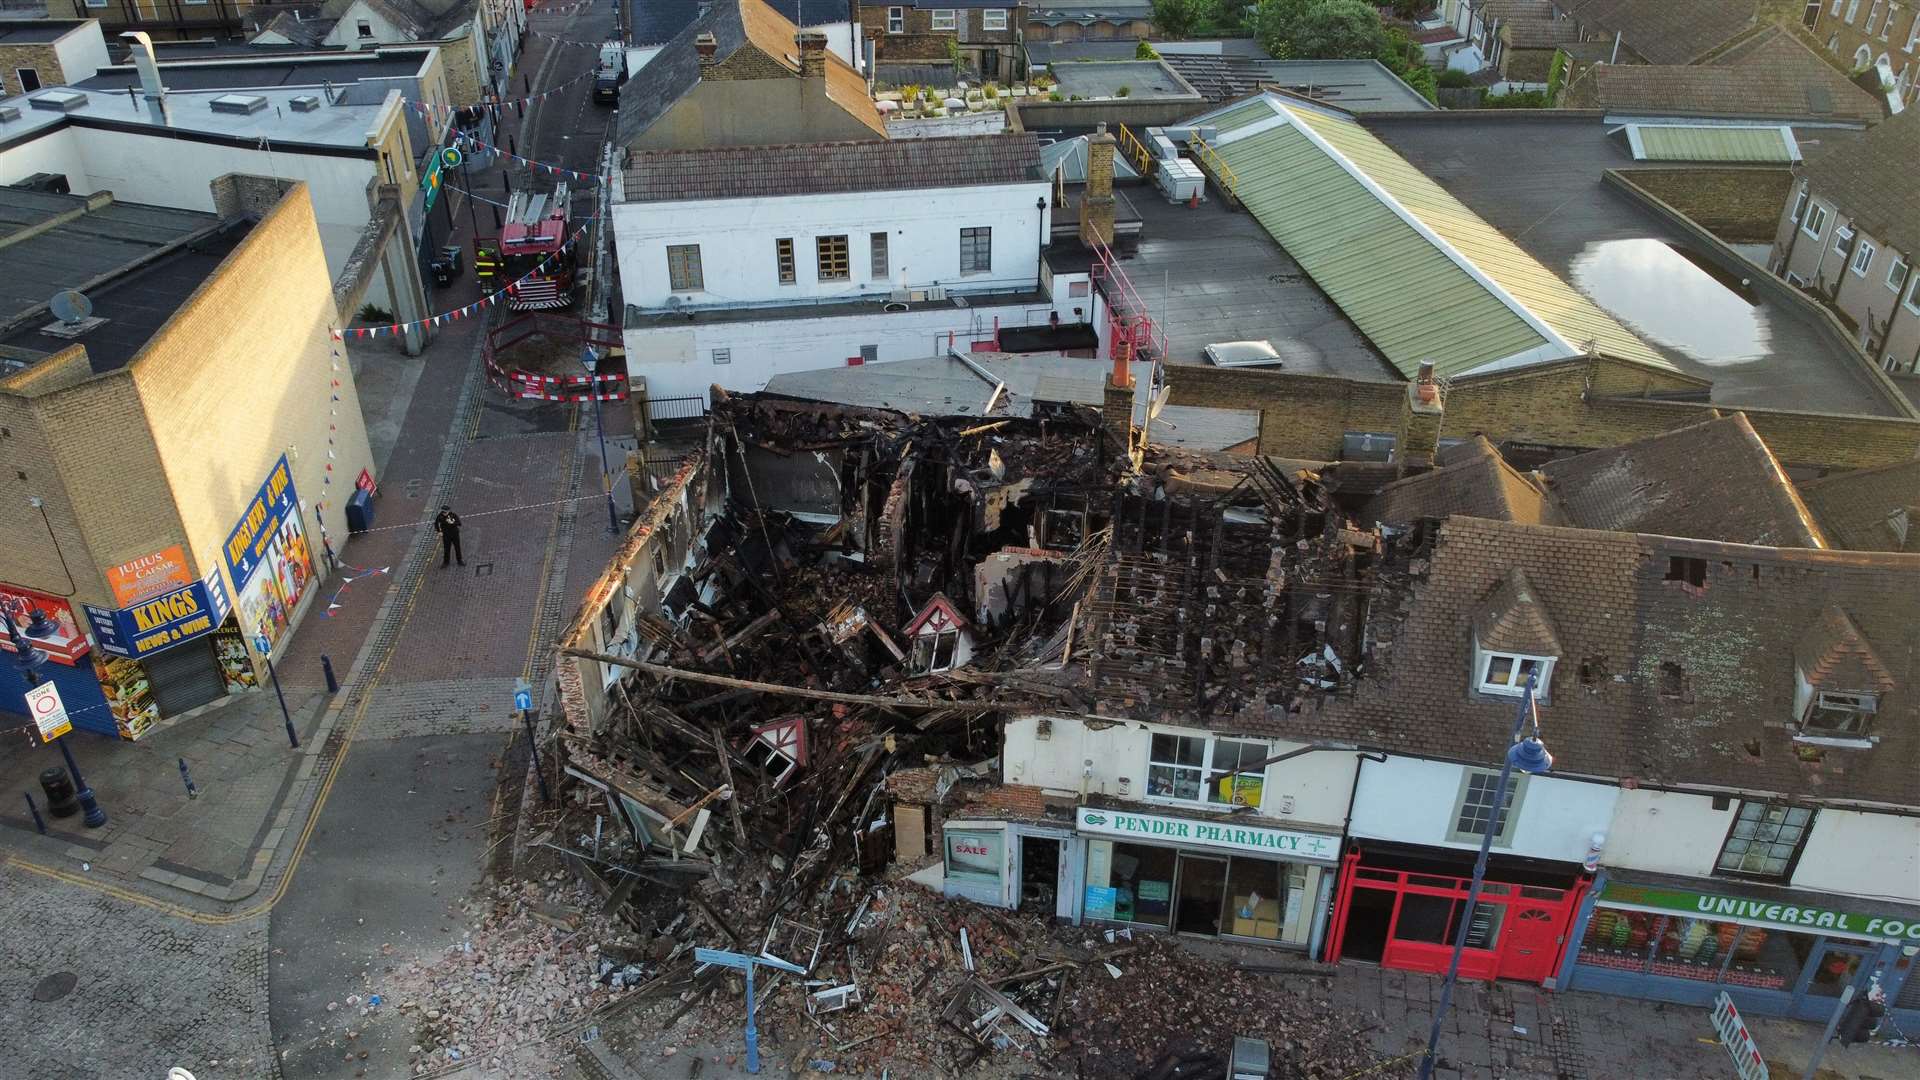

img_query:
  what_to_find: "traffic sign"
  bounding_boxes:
[26,682,71,742]
[514,677,533,712]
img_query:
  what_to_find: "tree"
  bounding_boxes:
[1290,0,1388,58]
[1151,0,1201,39]
[1136,39,1162,59]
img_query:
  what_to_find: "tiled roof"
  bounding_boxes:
[622,134,1042,202]
[1302,518,1920,805]
[1797,459,1920,552]
[1565,0,1758,65]
[1565,54,1883,124]
[1363,436,1567,527]
[1473,567,1563,656]
[1538,414,1829,548]
[1799,106,1920,260]
[1794,606,1895,692]
[1501,18,1581,49]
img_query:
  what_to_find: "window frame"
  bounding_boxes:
[959,226,992,275]
[816,233,850,281]
[1445,769,1529,847]
[15,67,38,93]
[1882,2,1899,39]
[1832,0,1845,14]
[1714,801,1815,880]
[666,243,703,292]
[357,19,374,37]
[1867,0,1884,33]
[1888,258,1910,294]
[84,0,108,8]
[1907,8,1920,48]
[1802,689,1879,736]
[869,230,888,281]
[1473,642,1554,698]
[1846,0,1863,23]
[1905,271,1920,315]
[1144,731,1270,809]
[1851,239,1877,275]
[982,8,1008,30]
[931,8,957,30]
[887,5,904,32]
[1791,188,1810,225]
[1802,201,1828,240]
[775,237,796,285]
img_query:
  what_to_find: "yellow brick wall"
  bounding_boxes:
[130,183,376,614]
[0,43,63,96]
[440,29,485,108]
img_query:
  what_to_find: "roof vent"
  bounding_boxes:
[28,90,88,113]
[210,93,268,115]
[0,105,18,122]
[289,94,321,112]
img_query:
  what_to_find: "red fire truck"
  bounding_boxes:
[476,182,575,310]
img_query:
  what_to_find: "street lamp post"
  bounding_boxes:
[1417,672,1552,1080]
[6,608,107,827]
[582,346,618,533]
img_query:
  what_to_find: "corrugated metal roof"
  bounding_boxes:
[1628,123,1798,162]
[1205,99,1274,134]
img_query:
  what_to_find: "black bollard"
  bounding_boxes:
[322,654,339,694]
[38,767,77,818]
[24,792,45,834]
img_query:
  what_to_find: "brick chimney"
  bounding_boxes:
[1396,361,1445,475]
[695,32,719,77]
[1080,122,1117,248]
[797,30,829,79]
[1102,345,1138,466]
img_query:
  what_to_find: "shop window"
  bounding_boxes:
[944,829,1003,890]
[1447,769,1526,846]
[1803,690,1877,736]
[1715,801,1814,879]
[1106,841,1175,927]
[1580,910,1799,991]
[1146,732,1267,808]
[1224,858,1305,943]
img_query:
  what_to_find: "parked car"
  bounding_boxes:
[1203,340,1283,368]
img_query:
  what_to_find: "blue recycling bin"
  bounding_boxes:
[345,487,374,533]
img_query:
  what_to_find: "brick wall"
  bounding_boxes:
[711,43,803,80]
[1168,359,1920,470]
[130,181,375,607]
[1614,167,1795,244]
[0,42,61,96]
[438,29,483,108]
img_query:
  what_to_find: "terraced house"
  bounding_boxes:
[1807,0,1920,100]
[862,0,1024,83]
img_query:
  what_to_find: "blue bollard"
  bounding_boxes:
[322,654,339,694]
[24,792,45,835]
[178,758,199,799]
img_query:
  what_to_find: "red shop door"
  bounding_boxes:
[1501,907,1561,982]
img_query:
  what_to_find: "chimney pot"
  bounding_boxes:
[694,31,718,66]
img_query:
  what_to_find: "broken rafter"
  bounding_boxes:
[563,649,1000,712]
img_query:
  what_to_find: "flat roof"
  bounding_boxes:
[0,188,244,376]
[1043,60,1199,101]
[0,20,85,44]
[1104,186,1394,378]
[0,83,395,154]
[78,49,433,92]
[1363,112,1903,417]
[1164,56,1437,112]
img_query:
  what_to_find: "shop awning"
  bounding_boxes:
[1596,870,1920,945]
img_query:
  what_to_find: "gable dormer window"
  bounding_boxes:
[1478,651,1553,696]
[1470,568,1560,700]
[1792,606,1893,744]
[1804,690,1878,735]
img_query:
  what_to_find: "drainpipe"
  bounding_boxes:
[1609,29,1621,65]
[1777,181,1808,275]
[1809,211,1846,292]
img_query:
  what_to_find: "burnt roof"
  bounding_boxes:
[622,134,1043,202]
[1797,459,1920,552]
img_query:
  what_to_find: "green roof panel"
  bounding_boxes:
[1632,125,1796,163]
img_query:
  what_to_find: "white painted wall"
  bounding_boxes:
[1000,715,1358,831]
[0,125,384,282]
[1791,809,1920,902]
[1349,755,1618,863]
[1600,787,1734,878]
[623,295,1053,401]
[325,1,413,50]
[612,181,1052,308]
[805,20,860,69]
[627,45,664,74]
[54,23,111,85]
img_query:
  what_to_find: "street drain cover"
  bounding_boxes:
[31,972,76,1002]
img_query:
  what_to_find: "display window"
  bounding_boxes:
[1088,839,1323,946]
[1578,908,1802,991]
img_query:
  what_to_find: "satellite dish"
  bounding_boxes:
[50,290,92,325]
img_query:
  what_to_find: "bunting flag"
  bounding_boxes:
[322,563,391,617]
[407,109,608,184]
[328,222,593,340]
[414,68,597,114]
[524,26,624,47]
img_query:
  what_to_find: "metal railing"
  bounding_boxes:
[1188,131,1239,202]
[1116,123,1156,178]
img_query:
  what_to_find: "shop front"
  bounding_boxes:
[224,454,317,658]
[1563,874,1920,1022]
[0,585,113,736]
[1326,842,1589,985]
[82,565,253,740]
[1073,805,1341,952]
[940,818,1086,922]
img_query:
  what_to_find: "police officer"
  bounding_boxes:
[434,505,465,568]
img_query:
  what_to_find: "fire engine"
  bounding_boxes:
[475,182,575,310]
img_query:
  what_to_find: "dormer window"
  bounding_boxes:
[1470,568,1560,699]
[1792,606,1893,744]
[906,592,974,674]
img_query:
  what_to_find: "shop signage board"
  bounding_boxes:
[106,545,193,606]
[84,581,220,659]
[222,455,314,652]
[1076,807,1340,862]
[224,455,299,587]
[1601,880,1920,943]
[25,682,71,742]
[1710,992,1768,1080]
[0,586,90,664]
[1084,886,1118,920]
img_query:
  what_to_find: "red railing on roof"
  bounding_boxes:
[1088,234,1165,367]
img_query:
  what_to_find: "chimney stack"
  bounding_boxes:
[695,32,719,76]
[797,31,828,79]
[121,31,166,102]
[1396,361,1445,475]
[1080,122,1117,248]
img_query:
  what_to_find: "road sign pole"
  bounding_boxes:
[1804,985,1855,1080]
[744,959,759,1074]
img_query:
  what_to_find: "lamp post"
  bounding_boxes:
[5,606,107,827]
[582,346,618,533]
[1417,671,1552,1080]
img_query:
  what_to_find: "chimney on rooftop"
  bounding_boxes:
[797,30,829,79]
[694,32,719,77]
[121,31,166,102]
[1080,122,1117,249]
[1396,361,1445,475]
